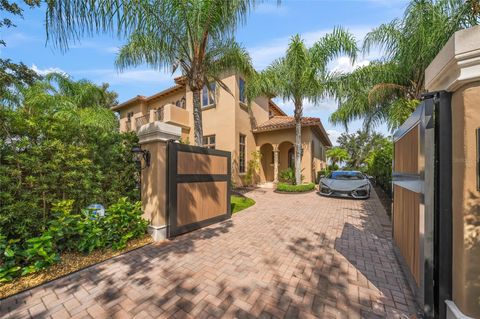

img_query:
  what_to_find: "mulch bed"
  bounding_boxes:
[0,235,153,299]
[373,183,392,217]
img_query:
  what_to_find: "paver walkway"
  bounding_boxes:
[1,189,418,319]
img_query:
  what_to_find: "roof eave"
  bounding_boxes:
[112,84,184,111]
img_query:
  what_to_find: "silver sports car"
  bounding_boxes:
[319,171,371,199]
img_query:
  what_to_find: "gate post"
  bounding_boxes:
[425,25,480,319]
[137,122,181,241]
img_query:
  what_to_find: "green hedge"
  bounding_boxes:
[0,78,139,241]
[276,183,315,193]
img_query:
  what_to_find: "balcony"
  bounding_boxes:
[133,104,189,132]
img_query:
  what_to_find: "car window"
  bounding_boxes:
[327,172,365,180]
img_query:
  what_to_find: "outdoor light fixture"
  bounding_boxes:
[131,145,151,169]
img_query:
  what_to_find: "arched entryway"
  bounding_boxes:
[260,143,274,182]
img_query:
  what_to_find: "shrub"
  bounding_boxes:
[0,198,147,283]
[366,140,393,196]
[276,183,315,193]
[279,167,304,185]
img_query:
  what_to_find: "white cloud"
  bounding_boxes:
[273,97,338,116]
[327,129,343,146]
[248,26,376,70]
[1,32,41,48]
[30,65,175,86]
[71,68,175,85]
[330,56,371,73]
[69,41,120,54]
[31,64,67,76]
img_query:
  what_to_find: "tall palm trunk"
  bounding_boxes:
[192,90,203,146]
[294,101,302,185]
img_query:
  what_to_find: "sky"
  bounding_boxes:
[1,0,410,144]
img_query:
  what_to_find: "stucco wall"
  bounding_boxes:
[311,130,327,180]
[185,74,237,154]
[115,73,328,186]
[451,82,480,318]
[140,140,167,227]
[148,91,185,111]
[183,73,271,186]
[255,127,318,183]
[118,101,147,132]
[234,73,270,186]
[117,89,185,133]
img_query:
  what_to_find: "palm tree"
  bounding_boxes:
[45,0,256,145]
[20,73,118,132]
[330,0,479,131]
[251,28,357,185]
[326,147,349,168]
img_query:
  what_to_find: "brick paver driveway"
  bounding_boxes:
[2,189,417,319]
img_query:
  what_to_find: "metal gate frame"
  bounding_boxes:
[392,91,452,319]
[167,141,231,237]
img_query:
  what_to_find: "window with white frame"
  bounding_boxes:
[203,135,216,149]
[202,82,216,108]
[239,134,246,173]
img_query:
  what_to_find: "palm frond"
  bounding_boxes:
[310,26,358,72]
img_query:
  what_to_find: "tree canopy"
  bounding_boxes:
[45,0,258,145]
[250,28,357,184]
[1,1,41,104]
[330,0,480,131]
[0,74,138,239]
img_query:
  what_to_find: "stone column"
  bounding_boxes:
[137,122,181,241]
[273,144,279,183]
[148,109,156,123]
[425,25,480,319]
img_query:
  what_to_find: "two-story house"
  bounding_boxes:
[112,72,331,186]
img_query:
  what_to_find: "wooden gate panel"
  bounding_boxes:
[176,181,228,226]
[394,125,419,174]
[168,142,231,237]
[177,151,228,175]
[393,184,420,284]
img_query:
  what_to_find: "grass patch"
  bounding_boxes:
[276,183,315,193]
[231,195,255,214]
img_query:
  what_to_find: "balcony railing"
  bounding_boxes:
[135,115,149,130]
[156,107,164,121]
[129,104,189,132]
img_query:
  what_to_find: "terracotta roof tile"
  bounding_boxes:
[253,116,332,146]
[112,84,184,110]
[268,100,287,116]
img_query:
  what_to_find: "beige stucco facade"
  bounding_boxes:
[450,83,480,318]
[113,73,331,186]
[425,26,480,319]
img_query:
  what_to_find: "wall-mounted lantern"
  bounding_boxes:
[131,145,151,169]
